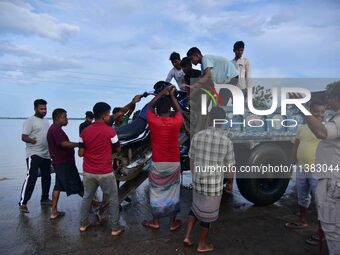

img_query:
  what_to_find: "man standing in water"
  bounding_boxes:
[19,99,52,213]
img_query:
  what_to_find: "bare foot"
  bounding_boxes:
[183,238,193,247]
[50,211,65,220]
[170,219,182,231]
[79,223,90,232]
[197,243,214,253]
[111,226,125,237]
[142,220,160,230]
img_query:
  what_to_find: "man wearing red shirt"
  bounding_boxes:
[142,83,183,231]
[78,102,124,237]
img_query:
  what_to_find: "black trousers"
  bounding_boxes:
[19,155,51,205]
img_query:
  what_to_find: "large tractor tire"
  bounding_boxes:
[236,143,291,206]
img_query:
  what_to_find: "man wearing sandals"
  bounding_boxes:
[47,108,84,220]
[79,102,124,236]
[285,100,325,240]
[19,99,52,213]
[303,85,340,255]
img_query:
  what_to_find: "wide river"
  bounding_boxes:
[0,119,84,180]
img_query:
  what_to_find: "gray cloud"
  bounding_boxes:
[0,41,82,80]
[0,1,79,41]
[0,40,37,57]
[22,56,82,72]
[163,2,274,37]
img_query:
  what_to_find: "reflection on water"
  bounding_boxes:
[0,119,83,179]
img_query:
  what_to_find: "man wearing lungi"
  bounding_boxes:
[142,83,183,231]
[184,107,235,253]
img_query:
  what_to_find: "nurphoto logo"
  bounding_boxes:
[200,85,312,128]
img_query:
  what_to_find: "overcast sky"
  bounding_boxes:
[0,0,339,117]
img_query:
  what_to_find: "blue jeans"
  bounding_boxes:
[296,169,318,208]
[80,172,120,231]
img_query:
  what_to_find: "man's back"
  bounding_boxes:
[147,110,182,162]
[190,127,234,167]
[80,122,117,174]
[202,55,238,84]
[189,127,235,196]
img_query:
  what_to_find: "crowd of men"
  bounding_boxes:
[17,42,340,254]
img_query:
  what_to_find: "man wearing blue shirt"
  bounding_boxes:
[185,47,239,90]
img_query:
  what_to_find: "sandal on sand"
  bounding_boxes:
[170,219,183,231]
[142,220,160,230]
[111,226,125,237]
[284,222,308,229]
[197,244,214,253]
[50,211,65,220]
[305,233,325,246]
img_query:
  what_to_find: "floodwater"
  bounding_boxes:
[0,119,327,254]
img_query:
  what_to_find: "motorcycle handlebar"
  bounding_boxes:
[142,88,187,98]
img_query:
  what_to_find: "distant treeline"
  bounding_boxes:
[0,117,83,120]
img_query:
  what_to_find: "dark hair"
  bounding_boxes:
[155,96,172,115]
[34,99,47,108]
[186,47,201,57]
[180,57,192,68]
[310,99,325,110]
[112,107,122,115]
[208,107,226,121]
[169,52,180,61]
[233,41,245,50]
[52,108,66,121]
[153,81,171,94]
[327,84,340,100]
[85,111,94,118]
[93,102,111,119]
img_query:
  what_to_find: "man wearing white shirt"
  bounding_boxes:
[231,41,251,90]
[19,99,52,213]
[166,52,185,89]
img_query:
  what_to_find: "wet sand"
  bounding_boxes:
[0,174,327,255]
